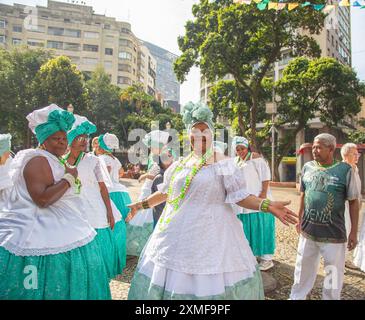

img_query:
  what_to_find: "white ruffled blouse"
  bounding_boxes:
[78,153,121,228]
[0,149,96,256]
[143,158,258,275]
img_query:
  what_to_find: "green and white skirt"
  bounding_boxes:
[0,240,111,300]
[238,212,275,257]
[128,255,264,300]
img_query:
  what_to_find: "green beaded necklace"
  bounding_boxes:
[158,148,213,232]
[59,151,84,194]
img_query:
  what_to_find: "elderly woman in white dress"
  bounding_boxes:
[0,105,111,299]
[125,102,297,300]
[0,134,13,208]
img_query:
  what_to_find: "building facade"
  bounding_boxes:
[0,0,156,92]
[142,40,180,109]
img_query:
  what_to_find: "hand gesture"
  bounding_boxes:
[347,231,358,251]
[269,201,298,226]
[125,202,142,223]
[107,210,115,230]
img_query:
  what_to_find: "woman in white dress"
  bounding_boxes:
[0,104,111,299]
[125,102,297,300]
[126,130,170,257]
[98,133,130,272]
[0,134,13,208]
[65,115,125,279]
[232,136,276,271]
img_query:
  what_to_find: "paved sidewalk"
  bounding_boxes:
[110,180,365,300]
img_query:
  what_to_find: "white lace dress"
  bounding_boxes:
[128,158,264,300]
[0,149,95,256]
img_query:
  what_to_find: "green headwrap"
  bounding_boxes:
[35,110,75,144]
[0,134,11,157]
[67,121,97,145]
[182,102,214,132]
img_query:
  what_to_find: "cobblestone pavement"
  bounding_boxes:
[110,180,365,300]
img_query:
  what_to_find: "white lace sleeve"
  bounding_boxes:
[216,159,251,204]
[157,160,180,194]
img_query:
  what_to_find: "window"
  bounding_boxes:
[104,61,113,69]
[84,31,99,39]
[118,76,131,85]
[0,35,6,43]
[105,48,113,55]
[118,51,132,60]
[27,24,45,33]
[331,35,334,46]
[0,20,6,29]
[27,39,44,47]
[47,40,63,49]
[104,24,111,30]
[327,30,329,40]
[119,39,132,48]
[64,29,81,38]
[13,25,22,32]
[121,28,130,34]
[64,18,71,23]
[118,64,131,72]
[48,26,64,36]
[64,42,80,51]
[12,38,21,45]
[83,44,98,52]
[83,57,98,65]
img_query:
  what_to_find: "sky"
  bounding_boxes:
[1,0,365,106]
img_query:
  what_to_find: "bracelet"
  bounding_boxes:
[260,199,271,212]
[141,199,150,209]
[62,173,76,188]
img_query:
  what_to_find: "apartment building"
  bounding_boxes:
[142,40,181,107]
[0,0,156,92]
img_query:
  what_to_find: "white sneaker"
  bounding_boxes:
[259,260,274,271]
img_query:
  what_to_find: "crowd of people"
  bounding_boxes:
[0,101,364,300]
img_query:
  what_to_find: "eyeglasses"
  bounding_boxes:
[75,136,89,142]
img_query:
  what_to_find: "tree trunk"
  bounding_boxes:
[237,112,245,136]
[250,92,259,151]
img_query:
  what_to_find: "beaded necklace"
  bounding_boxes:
[158,148,213,232]
[235,151,251,168]
[59,151,84,194]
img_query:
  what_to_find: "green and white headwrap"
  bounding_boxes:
[67,115,97,145]
[182,102,214,133]
[98,133,119,153]
[142,130,170,149]
[27,104,75,144]
[0,133,11,157]
[231,136,249,156]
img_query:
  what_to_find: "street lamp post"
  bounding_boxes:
[266,90,280,181]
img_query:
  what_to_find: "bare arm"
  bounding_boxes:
[98,181,115,229]
[237,195,297,226]
[348,199,359,251]
[126,191,167,222]
[295,192,305,234]
[259,180,270,199]
[23,156,75,208]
